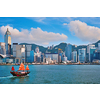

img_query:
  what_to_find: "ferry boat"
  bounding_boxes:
[10,63,30,76]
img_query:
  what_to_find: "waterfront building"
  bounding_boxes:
[0,42,6,55]
[93,49,100,61]
[25,45,32,62]
[0,54,6,63]
[30,50,34,63]
[78,48,86,63]
[98,43,100,50]
[41,53,44,62]
[87,44,95,62]
[65,43,72,61]
[34,47,42,62]
[4,28,11,55]
[63,57,67,62]
[72,51,77,62]
[45,53,58,62]
[43,57,51,64]
[90,48,96,62]
[58,48,62,63]
[13,43,25,64]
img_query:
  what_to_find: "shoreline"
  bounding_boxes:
[0,63,100,66]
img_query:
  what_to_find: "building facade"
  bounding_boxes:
[65,43,72,61]
[45,53,58,62]
[13,43,25,64]
[0,42,6,55]
[4,28,11,55]
[78,48,86,63]
[87,44,95,62]
[72,51,77,62]
[25,45,32,62]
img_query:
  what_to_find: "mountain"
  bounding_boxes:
[11,40,100,55]
[92,40,100,47]
[19,43,47,53]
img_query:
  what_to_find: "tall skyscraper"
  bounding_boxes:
[87,44,95,62]
[72,51,77,62]
[65,43,72,61]
[78,48,86,63]
[4,28,11,55]
[58,48,62,63]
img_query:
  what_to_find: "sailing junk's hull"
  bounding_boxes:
[10,71,30,76]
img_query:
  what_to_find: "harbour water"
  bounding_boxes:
[0,65,100,84]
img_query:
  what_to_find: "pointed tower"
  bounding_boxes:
[4,28,11,55]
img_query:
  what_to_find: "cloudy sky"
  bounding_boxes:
[0,17,100,46]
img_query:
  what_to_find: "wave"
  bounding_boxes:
[0,76,16,79]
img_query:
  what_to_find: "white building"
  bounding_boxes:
[72,51,77,62]
[63,57,67,62]
[43,57,51,64]
[45,53,58,62]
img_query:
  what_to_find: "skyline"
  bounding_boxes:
[0,17,100,47]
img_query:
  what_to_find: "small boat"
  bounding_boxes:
[10,63,30,76]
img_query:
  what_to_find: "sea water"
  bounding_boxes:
[0,65,100,84]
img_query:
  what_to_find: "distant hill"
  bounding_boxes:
[92,40,100,47]
[19,43,47,53]
[11,40,100,54]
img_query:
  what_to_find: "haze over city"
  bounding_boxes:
[0,17,100,46]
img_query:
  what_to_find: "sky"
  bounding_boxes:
[0,17,100,47]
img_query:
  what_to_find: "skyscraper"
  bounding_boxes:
[87,44,95,62]
[72,51,77,62]
[4,28,11,55]
[78,48,86,63]
[65,43,72,61]
[58,48,62,63]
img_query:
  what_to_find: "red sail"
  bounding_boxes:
[18,63,25,71]
[26,65,29,70]
[11,66,15,71]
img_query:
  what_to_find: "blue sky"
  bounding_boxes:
[0,17,100,47]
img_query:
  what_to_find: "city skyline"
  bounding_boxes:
[0,17,100,47]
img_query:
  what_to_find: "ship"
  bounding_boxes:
[10,63,30,76]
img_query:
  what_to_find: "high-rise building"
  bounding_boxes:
[90,48,96,62]
[0,42,6,55]
[30,50,34,63]
[98,43,100,50]
[72,51,77,62]
[13,43,25,63]
[4,28,11,55]
[25,45,32,62]
[65,43,72,61]
[78,48,86,63]
[87,44,95,62]
[34,47,41,62]
[58,48,62,63]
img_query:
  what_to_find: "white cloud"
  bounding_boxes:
[68,20,100,42]
[27,17,46,23]
[0,25,67,45]
[63,23,67,25]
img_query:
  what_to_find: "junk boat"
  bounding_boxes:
[10,63,30,76]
